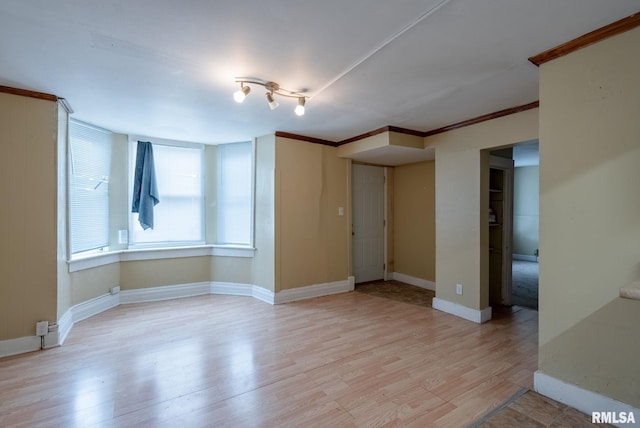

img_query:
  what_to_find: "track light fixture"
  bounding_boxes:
[295,97,305,116]
[233,83,250,103]
[265,91,279,110]
[233,78,308,116]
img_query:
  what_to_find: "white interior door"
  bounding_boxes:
[352,164,384,283]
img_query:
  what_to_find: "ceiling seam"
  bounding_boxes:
[310,0,454,99]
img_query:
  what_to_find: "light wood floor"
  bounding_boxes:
[0,291,538,427]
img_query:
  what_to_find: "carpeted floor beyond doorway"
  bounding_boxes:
[511,260,539,310]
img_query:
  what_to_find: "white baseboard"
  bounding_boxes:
[120,282,211,304]
[534,371,640,427]
[513,254,538,262]
[0,336,41,358]
[252,285,276,304]
[432,297,492,323]
[274,279,353,304]
[348,276,355,291]
[58,308,73,345]
[72,293,120,322]
[390,272,436,291]
[0,324,65,358]
[211,282,275,304]
[2,278,352,358]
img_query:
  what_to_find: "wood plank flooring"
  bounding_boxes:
[0,291,538,427]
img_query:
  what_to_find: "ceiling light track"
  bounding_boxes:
[233,78,308,116]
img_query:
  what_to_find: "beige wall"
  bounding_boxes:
[513,166,539,257]
[393,161,435,281]
[275,137,350,290]
[427,108,538,310]
[120,257,211,290]
[538,27,640,406]
[70,263,120,305]
[0,93,59,340]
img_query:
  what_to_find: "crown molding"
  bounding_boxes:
[423,101,539,137]
[529,12,640,66]
[275,131,338,147]
[0,85,58,102]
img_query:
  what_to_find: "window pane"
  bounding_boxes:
[217,142,252,245]
[130,141,204,245]
[69,120,111,254]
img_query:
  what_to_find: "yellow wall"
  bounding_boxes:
[0,93,59,340]
[538,27,640,406]
[426,108,538,310]
[275,137,350,290]
[393,161,435,281]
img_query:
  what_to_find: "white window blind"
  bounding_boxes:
[69,120,112,254]
[129,141,204,245]
[217,142,253,245]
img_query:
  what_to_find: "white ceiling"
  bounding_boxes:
[0,1,637,149]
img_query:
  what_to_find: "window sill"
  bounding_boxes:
[211,245,256,258]
[68,244,255,272]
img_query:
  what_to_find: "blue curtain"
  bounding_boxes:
[131,141,159,230]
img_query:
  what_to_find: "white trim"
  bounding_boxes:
[72,293,120,323]
[390,272,436,291]
[513,254,538,262]
[211,282,275,304]
[534,371,640,427]
[1,279,351,358]
[432,297,492,323]
[211,281,254,296]
[68,252,120,272]
[274,279,352,304]
[68,245,256,272]
[0,336,41,358]
[120,282,211,304]
[211,246,256,258]
[252,285,276,304]
[58,309,73,345]
[348,276,355,291]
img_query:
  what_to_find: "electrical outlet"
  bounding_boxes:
[36,321,49,336]
[456,284,463,295]
[110,286,121,295]
[118,229,128,245]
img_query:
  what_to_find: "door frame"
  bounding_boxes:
[489,155,514,305]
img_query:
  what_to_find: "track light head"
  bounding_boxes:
[233,83,251,103]
[266,91,279,110]
[234,78,307,115]
[294,97,305,116]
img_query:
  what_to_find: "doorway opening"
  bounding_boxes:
[352,164,385,283]
[511,140,539,310]
[487,141,539,311]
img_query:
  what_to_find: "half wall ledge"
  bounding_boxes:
[620,280,640,301]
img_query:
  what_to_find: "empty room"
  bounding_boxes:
[1,1,639,427]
